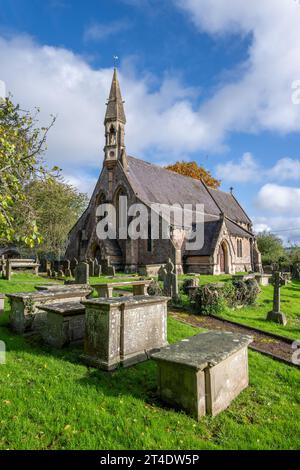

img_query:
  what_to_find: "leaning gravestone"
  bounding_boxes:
[74,262,89,284]
[267,271,287,325]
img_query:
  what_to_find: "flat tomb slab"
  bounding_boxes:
[39,301,85,348]
[35,284,91,292]
[151,331,253,419]
[81,295,169,370]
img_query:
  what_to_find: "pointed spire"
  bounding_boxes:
[104,68,126,124]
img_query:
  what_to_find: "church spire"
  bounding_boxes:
[104,68,126,125]
[103,68,127,170]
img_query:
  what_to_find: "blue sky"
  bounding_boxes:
[1,0,300,243]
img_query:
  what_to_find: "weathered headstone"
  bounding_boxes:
[89,258,95,277]
[267,271,287,325]
[158,265,167,282]
[101,257,115,276]
[63,259,72,277]
[74,262,89,284]
[163,258,178,299]
[94,259,101,276]
[70,258,78,277]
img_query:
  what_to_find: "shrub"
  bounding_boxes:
[232,278,260,306]
[191,283,226,315]
[191,278,260,315]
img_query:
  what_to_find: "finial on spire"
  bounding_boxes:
[230,187,234,195]
[113,55,119,68]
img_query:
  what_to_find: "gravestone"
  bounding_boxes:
[158,265,167,282]
[101,257,115,276]
[89,258,95,277]
[63,259,72,277]
[58,269,65,278]
[163,258,178,299]
[267,271,287,325]
[70,258,78,277]
[74,262,89,284]
[94,259,101,276]
[45,260,51,274]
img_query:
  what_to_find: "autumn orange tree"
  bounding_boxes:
[164,161,220,189]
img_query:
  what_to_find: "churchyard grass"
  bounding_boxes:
[0,274,299,449]
[218,280,300,341]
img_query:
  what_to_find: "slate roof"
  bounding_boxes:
[225,219,252,238]
[126,156,251,225]
[184,216,223,257]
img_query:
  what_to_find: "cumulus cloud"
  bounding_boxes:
[217,154,300,183]
[255,183,300,215]
[269,157,300,181]
[216,152,258,183]
[0,34,210,185]
[175,0,300,142]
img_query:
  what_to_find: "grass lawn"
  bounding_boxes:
[0,274,300,449]
[218,280,300,341]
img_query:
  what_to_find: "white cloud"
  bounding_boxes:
[269,157,300,181]
[175,0,300,143]
[84,19,131,42]
[0,34,209,193]
[217,155,300,183]
[0,80,6,99]
[64,173,98,197]
[255,183,300,215]
[253,215,300,245]
[216,152,258,183]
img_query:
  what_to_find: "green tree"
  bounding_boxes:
[256,231,286,265]
[0,97,56,247]
[23,179,88,259]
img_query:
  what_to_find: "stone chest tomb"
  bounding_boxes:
[38,302,86,348]
[6,287,92,334]
[81,295,169,371]
[151,331,253,419]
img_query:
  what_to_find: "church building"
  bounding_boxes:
[65,69,262,275]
